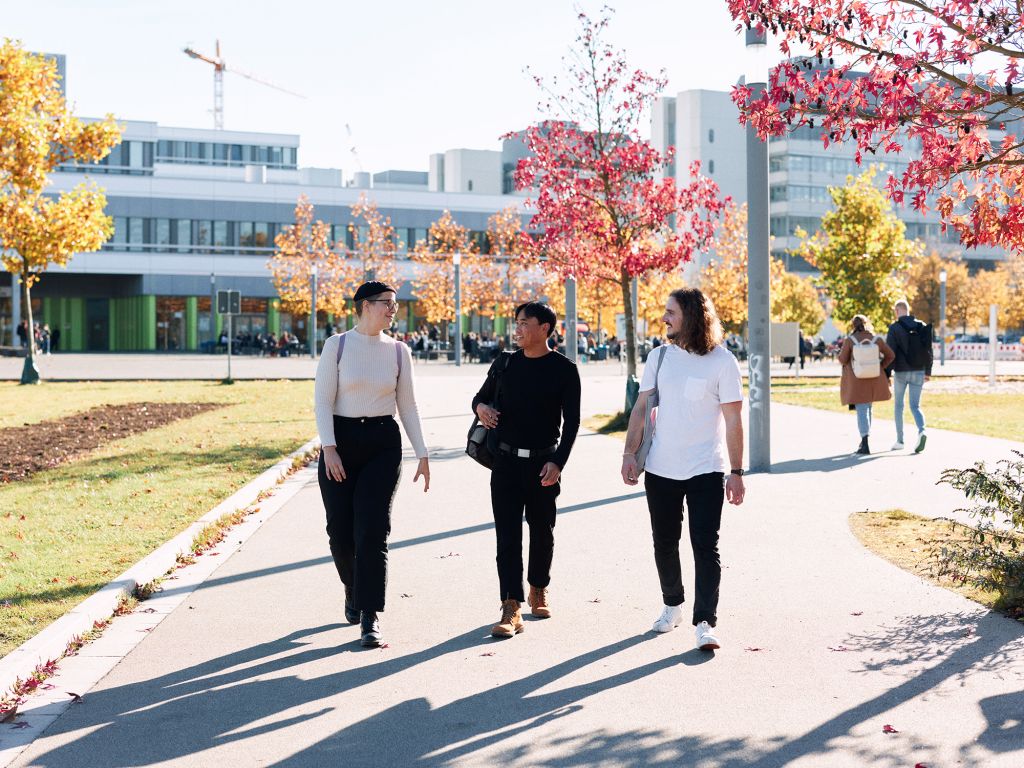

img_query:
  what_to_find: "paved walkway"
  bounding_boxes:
[4,372,1024,767]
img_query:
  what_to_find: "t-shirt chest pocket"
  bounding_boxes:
[684,377,707,401]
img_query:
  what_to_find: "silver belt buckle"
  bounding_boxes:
[516,448,530,458]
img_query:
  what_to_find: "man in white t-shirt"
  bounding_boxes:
[621,287,745,652]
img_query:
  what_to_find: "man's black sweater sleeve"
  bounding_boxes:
[471,356,500,413]
[552,364,581,469]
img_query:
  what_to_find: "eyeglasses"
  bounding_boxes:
[366,300,398,311]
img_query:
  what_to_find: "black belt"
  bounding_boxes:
[498,442,556,459]
[334,415,394,425]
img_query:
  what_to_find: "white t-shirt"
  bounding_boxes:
[639,343,743,481]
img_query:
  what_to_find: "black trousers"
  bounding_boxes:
[317,415,402,612]
[644,471,724,627]
[490,453,560,602]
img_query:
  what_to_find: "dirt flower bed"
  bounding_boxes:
[0,402,222,483]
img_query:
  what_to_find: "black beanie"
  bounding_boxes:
[353,280,397,302]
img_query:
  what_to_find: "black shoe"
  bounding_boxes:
[360,612,382,647]
[344,588,359,625]
[855,436,870,455]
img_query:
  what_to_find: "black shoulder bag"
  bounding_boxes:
[466,352,514,468]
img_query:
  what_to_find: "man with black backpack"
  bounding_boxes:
[886,300,932,453]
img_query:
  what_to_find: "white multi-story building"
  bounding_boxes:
[652,86,1007,279]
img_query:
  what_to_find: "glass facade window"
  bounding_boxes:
[156,296,187,351]
[239,221,254,248]
[196,220,212,247]
[770,186,788,202]
[155,218,170,251]
[708,129,715,143]
[708,159,715,175]
[255,222,270,247]
[213,221,229,247]
[175,220,190,252]
[128,217,144,244]
[111,217,127,245]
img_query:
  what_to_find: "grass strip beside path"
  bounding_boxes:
[768,377,1024,442]
[0,380,315,657]
[849,509,1023,618]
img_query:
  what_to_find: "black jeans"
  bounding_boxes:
[490,453,560,602]
[317,415,402,612]
[644,471,725,627]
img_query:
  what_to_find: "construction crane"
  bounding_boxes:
[183,39,304,130]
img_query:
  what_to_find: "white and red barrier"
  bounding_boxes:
[933,342,1024,361]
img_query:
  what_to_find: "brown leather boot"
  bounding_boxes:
[527,585,551,618]
[491,599,524,638]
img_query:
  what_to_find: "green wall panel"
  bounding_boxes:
[186,296,198,350]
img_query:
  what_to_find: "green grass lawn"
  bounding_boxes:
[768,378,1024,442]
[584,377,1023,443]
[0,381,316,657]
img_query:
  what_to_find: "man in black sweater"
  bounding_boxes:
[885,299,933,453]
[472,302,581,638]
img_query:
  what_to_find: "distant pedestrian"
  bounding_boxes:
[621,288,745,652]
[51,326,61,352]
[41,324,51,355]
[314,281,430,648]
[16,320,27,349]
[886,300,932,453]
[838,315,895,456]
[472,301,581,638]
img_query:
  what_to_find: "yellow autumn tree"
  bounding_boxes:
[904,250,970,329]
[698,204,788,334]
[963,269,1012,333]
[772,270,826,335]
[0,41,122,383]
[345,194,402,292]
[997,250,1024,331]
[410,210,479,325]
[269,196,347,318]
[477,206,539,329]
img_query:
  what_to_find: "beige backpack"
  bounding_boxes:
[849,335,881,379]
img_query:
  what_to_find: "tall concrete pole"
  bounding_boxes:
[565,275,577,362]
[746,27,771,472]
[454,252,462,367]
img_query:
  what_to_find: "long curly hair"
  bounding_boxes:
[669,288,723,356]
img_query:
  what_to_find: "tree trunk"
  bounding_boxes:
[20,269,40,384]
[620,268,636,378]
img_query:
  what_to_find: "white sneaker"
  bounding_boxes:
[891,441,904,451]
[652,604,683,633]
[695,621,720,650]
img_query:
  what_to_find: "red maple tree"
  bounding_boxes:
[726,1,1024,251]
[511,9,726,376]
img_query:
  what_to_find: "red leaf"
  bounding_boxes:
[480,652,496,657]
[882,724,899,734]
[850,611,863,616]
[744,647,765,652]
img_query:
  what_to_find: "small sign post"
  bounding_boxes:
[217,289,241,384]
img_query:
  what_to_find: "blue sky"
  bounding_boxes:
[4,0,784,174]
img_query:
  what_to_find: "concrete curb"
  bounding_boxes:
[0,437,320,700]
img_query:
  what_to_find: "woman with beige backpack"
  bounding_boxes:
[838,314,896,455]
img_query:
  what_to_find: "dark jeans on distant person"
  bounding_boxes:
[317,415,402,612]
[490,452,560,603]
[644,470,725,627]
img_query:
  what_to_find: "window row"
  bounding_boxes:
[770,153,908,177]
[103,218,497,254]
[59,141,155,175]
[770,185,834,204]
[155,140,298,168]
[769,216,822,237]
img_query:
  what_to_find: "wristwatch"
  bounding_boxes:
[730,468,744,476]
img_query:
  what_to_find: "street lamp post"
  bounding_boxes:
[453,252,462,367]
[939,268,947,367]
[310,264,318,359]
[746,27,771,472]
